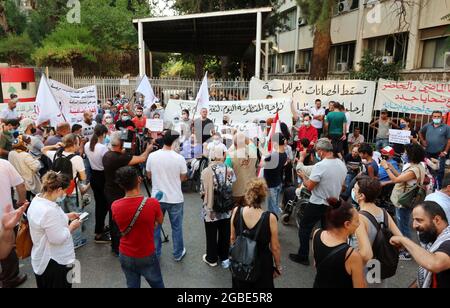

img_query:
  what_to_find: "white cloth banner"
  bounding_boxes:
[35,74,62,126]
[389,129,411,145]
[249,78,376,123]
[164,98,293,128]
[47,79,98,125]
[195,72,210,109]
[136,75,158,108]
[374,79,450,115]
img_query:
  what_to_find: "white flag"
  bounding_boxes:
[35,74,64,126]
[136,75,158,108]
[195,72,210,110]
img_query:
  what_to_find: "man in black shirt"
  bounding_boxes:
[103,131,153,255]
[194,108,214,145]
[263,133,288,216]
[390,201,450,288]
[115,109,136,131]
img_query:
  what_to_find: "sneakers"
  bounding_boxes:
[202,254,218,267]
[221,259,230,269]
[174,248,187,262]
[399,251,412,261]
[74,239,87,250]
[95,233,111,244]
[289,253,310,266]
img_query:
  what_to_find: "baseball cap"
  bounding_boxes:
[381,108,388,113]
[381,146,395,156]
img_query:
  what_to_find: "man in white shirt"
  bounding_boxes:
[0,159,28,288]
[206,133,227,160]
[0,98,20,123]
[309,99,326,137]
[80,111,96,141]
[147,130,188,262]
[426,173,450,221]
[42,134,87,249]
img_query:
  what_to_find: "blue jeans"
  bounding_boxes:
[396,207,412,239]
[61,195,85,246]
[343,172,357,200]
[267,185,282,216]
[154,202,185,259]
[376,138,390,151]
[83,157,92,183]
[119,253,164,288]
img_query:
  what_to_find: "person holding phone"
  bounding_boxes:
[28,171,83,288]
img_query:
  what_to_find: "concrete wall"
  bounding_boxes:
[298,25,314,50]
[278,30,297,53]
[419,0,450,29]
[331,10,359,43]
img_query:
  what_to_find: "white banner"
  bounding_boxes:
[389,129,411,145]
[164,98,293,128]
[0,102,37,121]
[374,79,450,115]
[249,78,376,123]
[48,79,98,124]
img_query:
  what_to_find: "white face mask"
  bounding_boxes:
[56,193,67,203]
[213,139,220,145]
[304,121,310,126]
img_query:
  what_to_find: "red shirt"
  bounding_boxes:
[112,197,162,258]
[298,125,318,148]
[132,116,147,132]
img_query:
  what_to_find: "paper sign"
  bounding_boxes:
[146,119,164,132]
[389,129,411,145]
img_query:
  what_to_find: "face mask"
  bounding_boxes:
[402,153,409,164]
[56,193,67,203]
[13,129,19,138]
[433,119,442,125]
[213,139,220,145]
[122,116,130,121]
[30,128,37,135]
[315,152,321,161]
[400,124,407,129]
[351,190,358,204]
[106,118,113,124]
[304,121,310,126]
[418,227,438,245]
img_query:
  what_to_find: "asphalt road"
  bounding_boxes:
[18,191,418,288]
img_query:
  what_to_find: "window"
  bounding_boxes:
[329,43,356,71]
[21,82,28,90]
[366,33,409,67]
[269,55,277,74]
[422,37,450,68]
[334,0,359,15]
[281,52,295,73]
[281,8,297,32]
[297,50,312,72]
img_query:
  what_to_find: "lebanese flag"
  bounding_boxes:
[258,113,281,177]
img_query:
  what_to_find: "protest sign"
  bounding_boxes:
[389,129,411,145]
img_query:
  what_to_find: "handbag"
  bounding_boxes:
[16,215,33,260]
[398,166,427,209]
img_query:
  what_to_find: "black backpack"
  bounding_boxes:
[51,149,76,180]
[360,210,399,280]
[211,166,234,213]
[229,208,268,282]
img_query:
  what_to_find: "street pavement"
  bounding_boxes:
[18,191,417,288]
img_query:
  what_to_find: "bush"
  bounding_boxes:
[350,52,402,81]
[0,34,34,65]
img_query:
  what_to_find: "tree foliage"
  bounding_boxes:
[350,52,402,81]
[0,33,34,64]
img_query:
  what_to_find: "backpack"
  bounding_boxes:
[211,166,234,213]
[360,210,399,280]
[51,149,78,196]
[229,208,268,282]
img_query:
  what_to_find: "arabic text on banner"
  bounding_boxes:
[164,98,293,128]
[249,78,376,123]
[0,102,37,121]
[374,79,450,115]
[48,79,98,124]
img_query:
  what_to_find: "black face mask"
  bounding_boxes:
[418,225,439,245]
[30,128,37,135]
[223,120,228,125]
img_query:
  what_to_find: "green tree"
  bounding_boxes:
[0,33,34,64]
[161,58,196,78]
[350,52,401,81]
[27,0,69,44]
[0,0,27,36]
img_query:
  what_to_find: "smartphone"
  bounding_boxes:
[123,142,132,149]
[78,212,89,222]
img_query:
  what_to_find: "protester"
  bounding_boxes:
[425,173,450,222]
[390,201,450,288]
[290,138,347,265]
[115,109,136,131]
[44,122,71,146]
[0,203,28,260]
[200,145,236,268]
[325,101,335,116]
[84,125,110,243]
[20,118,44,158]
[358,143,379,179]
[0,98,19,122]
[392,118,418,156]
[230,178,281,288]
[297,115,318,150]
[325,102,347,158]
[206,132,227,160]
[0,119,20,159]
[103,132,153,256]
[309,99,326,137]
[132,106,147,133]
[348,127,364,150]
[28,171,82,288]
[0,159,28,288]
[112,166,164,288]
[80,111,96,141]
[146,130,188,261]
[8,135,42,201]
[370,109,399,151]
[312,198,366,288]
[194,108,214,144]
[378,146,401,184]
[419,111,450,190]
[382,143,427,259]
[263,133,288,216]
[180,109,193,142]
[343,146,362,199]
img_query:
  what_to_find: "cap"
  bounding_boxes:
[381,108,388,113]
[381,146,395,156]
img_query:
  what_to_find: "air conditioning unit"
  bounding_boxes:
[298,18,307,26]
[444,52,450,71]
[365,0,379,7]
[338,0,351,14]
[382,56,394,64]
[281,65,289,74]
[336,62,348,72]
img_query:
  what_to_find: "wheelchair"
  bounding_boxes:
[183,156,209,193]
[281,186,311,229]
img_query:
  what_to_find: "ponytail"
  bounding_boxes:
[90,125,108,152]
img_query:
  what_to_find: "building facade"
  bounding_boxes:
[268,0,450,79]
